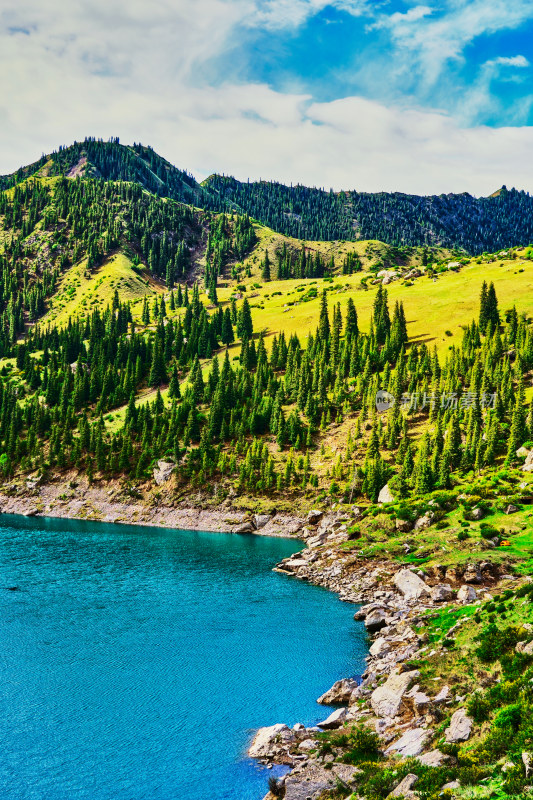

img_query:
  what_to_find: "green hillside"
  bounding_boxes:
[4,138,533,253]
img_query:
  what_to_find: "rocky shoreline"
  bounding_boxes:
[250,508,514,800]
[0,474,304,537]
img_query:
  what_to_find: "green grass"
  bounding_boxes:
[43,252,160,327]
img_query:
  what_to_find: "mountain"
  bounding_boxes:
[2,138,533,254]
[202,175,533,253]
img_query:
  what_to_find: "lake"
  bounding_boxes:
[0,514,367,800]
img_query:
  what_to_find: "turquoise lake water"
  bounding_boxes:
[0,514,367,800]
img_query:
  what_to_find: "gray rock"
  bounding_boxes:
[317,678,359,706]
[414,512,435,530]
[470,506,485,520]
[396,518,413,532]
[517,447,531,459]
[307,509,323,525]
[371,670,419,718]
[393,569,431,601]
[317,707,349,730]
[433,685,450,704]
[445,709,473,742]
[385,727,431,757]
[431,584,453,602]
[505,504,519,515]
[417,749,447,767]
[282,762,337,800]
[153,460,175,485]
[248,724,293,758]
[253,514,271,529]
[378,484,395,504]
[234,522,254,533]
[388,773,418,798]
[523,751,532,778]
[442,780,461,790]
[365,608,387,633]
[369,636,390,658]
[516,640,533,655]
[463,564,482,583]
[457,584,477,604]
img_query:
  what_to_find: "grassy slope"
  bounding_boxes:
[217,248,533,355]
[43,253,160,327]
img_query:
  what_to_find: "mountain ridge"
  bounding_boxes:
[2,137,533,253]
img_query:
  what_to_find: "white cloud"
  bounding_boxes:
[373,0,533,91]
[486,55,530,68]
[369,5,433,32]
[245,0,369,30]
[1,0,533,197]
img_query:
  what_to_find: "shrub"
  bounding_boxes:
[476,625,522,662]
[457,530,469,541]
[268,776,285,797]
[341,725,381,764]
[467,691,491,723]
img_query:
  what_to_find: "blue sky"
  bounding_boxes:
[1,0,533,194]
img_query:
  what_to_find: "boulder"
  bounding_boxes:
[445,709,473,743]
[249,724,293,758]
[523,751,532,778]
[388,773,418,798]
[470,506,485,521]
[505,504,519,515]
[234,522,254,534]
[378,484,395,504]
[516,640,533,655]
[307,509,323,525]
[317,707,349,730]
[457,584,477,604]
[396,518,414,533]
[365,608,387,633]
[414,512,435,530]
[371,670,418,719]
[406,688,432,715]
[516,447,531,459]
[393,569,431,601]
[153,460,175,485]
[433,685,450,704]
[431,584,453,603]
[253,514,271,529]
[417,750,447,767]
[442,780,461,791]
[318,678,359,706]
[369,636,390,658]
[385,727,431,757]
[463,564,482,584]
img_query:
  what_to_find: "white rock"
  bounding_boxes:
[385,727,431,757]
[388,773,418,798]
[378,484,395,504]
[516,640,533,655]
[371,670,419,718]
[248,724,293,758]
[393,569,431,601]
[369,637,390,658]
[417,749,447,767]
[253,514,271,529]
[523,751,532,778]
[317,707,349,730]
[318,678,359,705]
[414,512,435,530]
[431,584,453,603]
[457,585,477,604]
[433,685,450,704]
[153,460,175,485]
[445,709,473,743]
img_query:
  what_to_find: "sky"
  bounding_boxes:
[1,0,533,194]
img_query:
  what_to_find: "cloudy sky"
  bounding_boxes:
[1,0,533,194]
